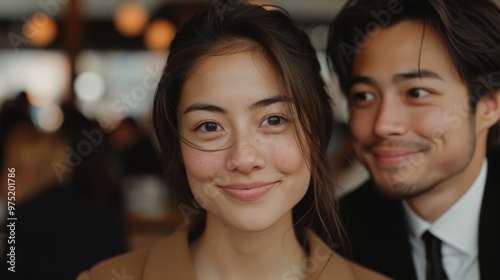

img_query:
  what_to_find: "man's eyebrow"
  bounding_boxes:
[249,95,290,110]
[393,70,443,83]
[183,104,227,115]
[348,70,443,89]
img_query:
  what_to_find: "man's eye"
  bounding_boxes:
[196,122,222,132]
[261,115,287,127]
[408,88,430,98]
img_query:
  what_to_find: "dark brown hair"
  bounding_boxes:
[327,0,500,110]
[153,0,341,245]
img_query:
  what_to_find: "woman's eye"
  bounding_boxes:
[196,122,222,132]
[349,92,375,106]
[353,92,374,101]
[261,115,287,127]
[408,88,430,98]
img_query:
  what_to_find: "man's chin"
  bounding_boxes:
[371,173,430,200]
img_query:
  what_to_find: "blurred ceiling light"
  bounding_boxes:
[114,2,149,37]
[26,91,54,107]
[35,104,64,133]
[91,102,126,132]
[23,12,58,47]
[26,79,59,107]
[26,53,68,106]
[74,71,106,102]
[76,51,103,73]
[144,19,176,51]
[97,115,121,133]
[248,0,274,10]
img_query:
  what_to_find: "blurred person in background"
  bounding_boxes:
[109,117,168,218]
[109,117,162,178]
[0,113,127,279]
[0,92,31,173]
[59,105,125,214]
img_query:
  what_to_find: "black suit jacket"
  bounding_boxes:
[337,155,500,280]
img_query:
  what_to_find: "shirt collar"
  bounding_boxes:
[403,159,488,256]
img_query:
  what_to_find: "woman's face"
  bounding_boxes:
[177,51,311,233]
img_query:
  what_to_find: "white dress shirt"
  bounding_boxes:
[402,160,487,280]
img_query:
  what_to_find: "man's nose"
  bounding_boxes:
[373,97,408,138]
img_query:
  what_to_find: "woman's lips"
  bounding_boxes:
[220,182,276,201]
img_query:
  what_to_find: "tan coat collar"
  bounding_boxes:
[141,228,370,280]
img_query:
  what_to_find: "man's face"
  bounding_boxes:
[349,20,486,199]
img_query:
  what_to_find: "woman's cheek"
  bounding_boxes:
[270,137,305,173]
[181,146,219,182]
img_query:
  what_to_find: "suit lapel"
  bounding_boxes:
[342,154,500,280]
[340,181,417,280]
[478,158,500,279]
[367,182,417,280]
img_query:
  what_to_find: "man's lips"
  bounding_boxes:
[219,182,276,201]
[370,149,423,166]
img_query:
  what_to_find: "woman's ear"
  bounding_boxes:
[476,91,500,131]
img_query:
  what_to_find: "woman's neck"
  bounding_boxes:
[190,212,308,280]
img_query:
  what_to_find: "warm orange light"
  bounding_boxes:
[249,0,273,9]
[114,2,149,37]
[144,19,176,51]
[23,12,58,47]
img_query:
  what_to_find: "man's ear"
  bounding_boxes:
[476,91,500,131]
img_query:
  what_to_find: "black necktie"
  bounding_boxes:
[422,231,449,280]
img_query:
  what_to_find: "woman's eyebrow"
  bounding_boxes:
[183,95,290,115]
[248,95,290,110]
[183,104,227,115]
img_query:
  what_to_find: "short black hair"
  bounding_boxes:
[327,0,500,110]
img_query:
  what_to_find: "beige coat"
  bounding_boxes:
[77,228,390,279]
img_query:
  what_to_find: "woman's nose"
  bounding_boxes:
[225,134,266,174]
